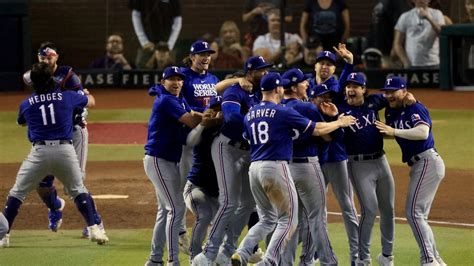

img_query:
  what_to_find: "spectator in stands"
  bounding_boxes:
[393,0,445,69]
[143,41,175,70]
[213,20,250,70]
[129,0,182,69]
[242,0,292,50]
[253,8,302,64]
[465,0,474,23]
[367,0,411,56]
[355,47,385,71]
[298,35,324,70]
[430,0,453,25]
[299,0,350,51]
[90,34,132,70]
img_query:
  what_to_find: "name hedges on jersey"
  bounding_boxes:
[28,93,63,105]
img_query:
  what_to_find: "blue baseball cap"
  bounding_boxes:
[344,72,366,87]
[244,56,273,73]
[316,51,336,64]
[209,95,222,108]
[190,40,216,55]
[162,66,186,80]
[382,76,407,90]
[260,72,290,91]
[281,68,312,88]
[309,83,335,98]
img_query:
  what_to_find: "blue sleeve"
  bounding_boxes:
[63,71,83,91]
[17,101,28,125]
[222,102,244,124]
[337,62,354,93]
[162,96,188,121]
[367,93,388,111]
[285,108,315,136]
[409,103,432,127]
[65,91,88,109]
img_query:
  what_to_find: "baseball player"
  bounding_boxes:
[231,72,355,265]
[183,96,222,262]
[280,68,338,266]
[192,56,272,265]
[376,77,447,266]
[337,72,396,266]
[178,40,220,252]
[23,42,106,239]
[143,66,218,265]
[1,62,107,247]
[308,44,360,264]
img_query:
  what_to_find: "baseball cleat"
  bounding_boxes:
[48,197,65,232]
[355,257,372,266]
[376,253,394,266]
[230,253,242,266]
[0,234,10,248]
[88,224,108,245]
[435,257,447,266]
[144,259,164,266]
[191,252,213,266]
[248,248,264,264]
[178,232,190,255]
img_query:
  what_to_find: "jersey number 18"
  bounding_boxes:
[39,103,56,125]
[250,121,269,144]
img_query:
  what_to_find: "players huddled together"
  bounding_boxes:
[0,40,446,266]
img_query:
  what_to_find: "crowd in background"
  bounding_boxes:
[88,0,474,72]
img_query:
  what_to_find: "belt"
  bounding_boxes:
[349,151,384,161]
[228,139,250,150]
[408,148,437,166]
[33,140,72,146]
[292,158,309,163]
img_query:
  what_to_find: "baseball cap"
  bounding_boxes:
[190,40,216,55]
[281,68,312,88]
[362,47,383,69]
[209,95,222,108]
[244,56,273,73]
[260,72,290,91]
[382,76,407,90]
[316,51,336,64]
[309,83,335,98]
[162,66,186,80]
[344,72,366,87]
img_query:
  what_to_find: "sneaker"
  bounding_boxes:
[48,197,65,232]
[179,232,191,255]
[248,248,264,264]
[0,234,9,248]
[230,253,242,266]
[215,251,231,265]
[192,252,213,266]
[144,259,164,266]
[436,257,447,266]
[377,253,394,266]
[88,224,108,245]
[355,257,372,266]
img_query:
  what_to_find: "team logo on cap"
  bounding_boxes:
[322,84,328,90]
[350,73,357,79]
[39,47,57,57]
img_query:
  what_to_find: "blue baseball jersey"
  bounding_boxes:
[17,88,88,142]
[181,67,219,112]
[54,65,84,91]
[145,90,192,162]
[221,84,261,141]
[187,126,220,198]
[281,98,324,158]
[385,102,435,163]
[243,101,316,162]
[339,94,388,155]
[318,117,346,164]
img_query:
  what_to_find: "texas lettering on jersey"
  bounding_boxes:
[347,112,377,132]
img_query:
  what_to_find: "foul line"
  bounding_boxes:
[328,211,474,228]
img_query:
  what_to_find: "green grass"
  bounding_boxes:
[1,223,472,265]
[2,109,473,168]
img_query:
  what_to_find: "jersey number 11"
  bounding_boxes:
[39,103,56,125]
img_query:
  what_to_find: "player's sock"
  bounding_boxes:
[3,196,22,232]
[247,211,259,253]
[87,194,102,225]
[74,193,95,226]
[37,175,61,210]
[382,253,392,257]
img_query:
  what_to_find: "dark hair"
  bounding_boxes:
[305,36,321,49]
[38,41,58,54]
[30,62,54,93]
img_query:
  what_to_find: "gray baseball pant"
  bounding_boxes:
[0,211,9,238]
[72,125,88,180]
